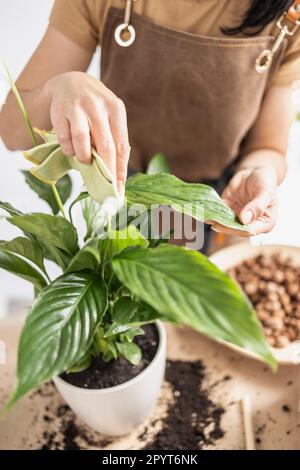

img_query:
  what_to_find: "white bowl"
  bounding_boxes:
[210,243,300,366]
[53,321,167,436]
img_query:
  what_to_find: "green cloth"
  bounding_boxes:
[24,129,118,203]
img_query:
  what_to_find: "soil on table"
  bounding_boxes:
[60,324,159,389]
[139,360,225,450]
[24,358,225,450]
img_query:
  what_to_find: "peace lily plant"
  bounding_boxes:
[0,64,276,433]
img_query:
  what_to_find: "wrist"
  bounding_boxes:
[43,75,58,102]
[236,165,278,188]
[237,150,286,185]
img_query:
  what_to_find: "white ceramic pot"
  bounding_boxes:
[53,321,167,436]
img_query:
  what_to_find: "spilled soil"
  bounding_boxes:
[139,360,225,450]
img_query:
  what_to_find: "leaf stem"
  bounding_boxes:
[1,59,38,147]
[1,59,67,219]
[51,184,66,219]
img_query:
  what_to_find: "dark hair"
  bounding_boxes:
[224,0,294,35]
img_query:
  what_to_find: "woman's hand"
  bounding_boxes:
[45,71,130,195]
[212,166,278,237]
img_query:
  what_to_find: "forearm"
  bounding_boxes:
[236,86,293,186]
[0,25,93,151]
[238,148,287,185]
[0,85,52,150]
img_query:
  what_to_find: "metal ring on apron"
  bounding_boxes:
[114,0,137,47]
[115,23,136,47]
[255,0,300,73]
[255,49,273,74]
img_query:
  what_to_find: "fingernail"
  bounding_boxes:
[211,227,222,234]
[243,210,253,224]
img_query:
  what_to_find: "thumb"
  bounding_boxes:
[239,191,271,225]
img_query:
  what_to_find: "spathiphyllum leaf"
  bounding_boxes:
[112,245,276,368]
[116,341,142,366]
[22,171,72,215]
[0,251,47,292]
[0,237,46,275]
[105,297,160,337]
[68,191,88,223]
[66,239,101,273]
[7,272,108,408]
[0,201,38,243]
[81,196,105,240]
[0,201,23,217]
[101,225,149,261]
[9,214,78,256]
[126,173,248,231]
[147,153,171,175]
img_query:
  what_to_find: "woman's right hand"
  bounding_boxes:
[45,71,130,195]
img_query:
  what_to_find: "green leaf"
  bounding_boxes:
[8,272,108,407]
[112,245,276,368]
[68,191,88,223]
[0,202,58,267]
[22,171,72,215]
[116,341,142,366]
[0,201,23,217]
[101,225,149,261]
[66,239,101,273]
[0,237,47,275]
[126,173,248,231]
[67,352,92,373]
[9,214,79,256]
[42,242,71,271]
[105,297,159,337]
[119,327,144,343]
[147,154,171,175]
[0,251,47,292]
[92,328,118,362]
[81,196,105,240]
[0,202,39,243]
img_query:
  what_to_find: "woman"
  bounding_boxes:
[0,0,299,240]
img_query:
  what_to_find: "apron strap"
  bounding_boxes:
[114,0,138,47]
[256,0,300,73]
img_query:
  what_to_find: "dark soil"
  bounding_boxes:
[30,358,225,450]
[37,393,112,450]
[60,324,159,389]
[140,360,225,450]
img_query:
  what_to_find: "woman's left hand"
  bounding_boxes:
[211,167,278,237]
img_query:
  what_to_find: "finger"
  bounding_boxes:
[239,191,273,225]
[89,109,117,183]
[69,109,92,164]
[222,196,243,216]
[211,222,251,238]
[247,203,277,235]
[52,117,75,156]
[109,98,130,195]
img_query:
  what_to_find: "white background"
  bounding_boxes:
[0,0,300,316]
[0,0,100,316]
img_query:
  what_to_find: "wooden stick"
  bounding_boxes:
[241,394,256,450]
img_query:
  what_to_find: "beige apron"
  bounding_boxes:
[101,6,286,182]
